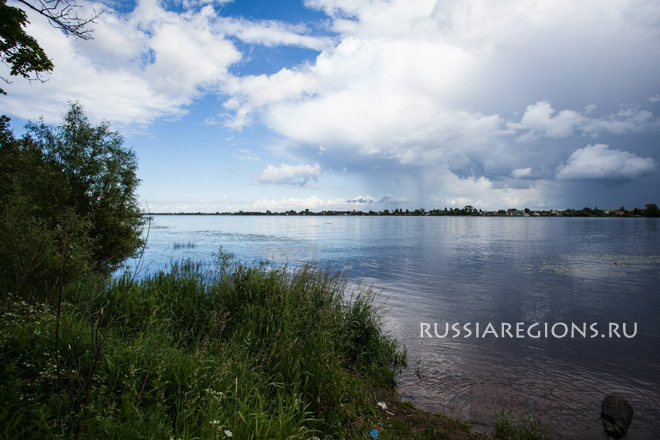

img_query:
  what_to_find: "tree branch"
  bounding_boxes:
[16,0,101,40]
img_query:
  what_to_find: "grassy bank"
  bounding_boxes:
[0,249,466,439]
[0,248,552,439]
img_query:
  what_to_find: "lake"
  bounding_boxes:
[123,215,660,439]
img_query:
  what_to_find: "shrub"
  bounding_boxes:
[0,105,143,303]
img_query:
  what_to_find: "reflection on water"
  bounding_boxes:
[124,215,660,439]
[523,254,660,278]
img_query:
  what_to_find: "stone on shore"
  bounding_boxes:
[601,395,633,438]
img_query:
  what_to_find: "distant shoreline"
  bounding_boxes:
[146,203,660,218]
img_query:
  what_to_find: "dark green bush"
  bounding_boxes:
[0,106,143,303]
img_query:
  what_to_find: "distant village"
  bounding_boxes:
[154,203,660,217]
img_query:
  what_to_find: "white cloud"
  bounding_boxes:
[508,101,584,141]
[221,0,660,189]
[556,144,657,181]
[433,171,550,210]
[226,32,497,157]
[346,195,376,204]
[140,6,239,98]
[264,91,505,164]
[511,167,533,179]
[176,0,233,9]
[445,197,474,208]
[581,108,658,136]
[508,101,658,141]
[0,0,241,125]
[0,0,328,126]
[3,0,660,210]
[232,148,261,162]
[217,17,333,50]
[255,163,322,186]
[223,68,319,129]
[245,196,347,212]
[244,194,405,212]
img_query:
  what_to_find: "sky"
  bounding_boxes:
[2,0,660,213]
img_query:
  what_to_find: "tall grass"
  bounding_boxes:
[0,249,406,439]
[494,409,550,440]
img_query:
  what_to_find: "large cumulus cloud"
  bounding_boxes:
[556,144,657,181]
[2,0,659,210]
[220,0,660,207]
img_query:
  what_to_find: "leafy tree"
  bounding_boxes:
[645,203,660,217]
[25,102,144,272]
[1,115,91,301]
[0,104,143,301]
[0,0,98,95]
[0,0,53,95]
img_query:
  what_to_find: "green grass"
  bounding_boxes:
[0,249,408,439]
[494,409,551,440]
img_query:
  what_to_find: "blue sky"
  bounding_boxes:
[2,0,660,212]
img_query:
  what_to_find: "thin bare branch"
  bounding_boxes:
[16,0,101,40]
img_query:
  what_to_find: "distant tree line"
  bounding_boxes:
[155,204,660,218]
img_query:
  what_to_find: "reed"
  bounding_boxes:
[494,409,550,440]
[172,241,197,250]
[0,250,409,439]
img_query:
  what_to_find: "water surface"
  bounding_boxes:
[124,215,660,439]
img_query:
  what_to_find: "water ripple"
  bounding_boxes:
[124,215,660,438]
